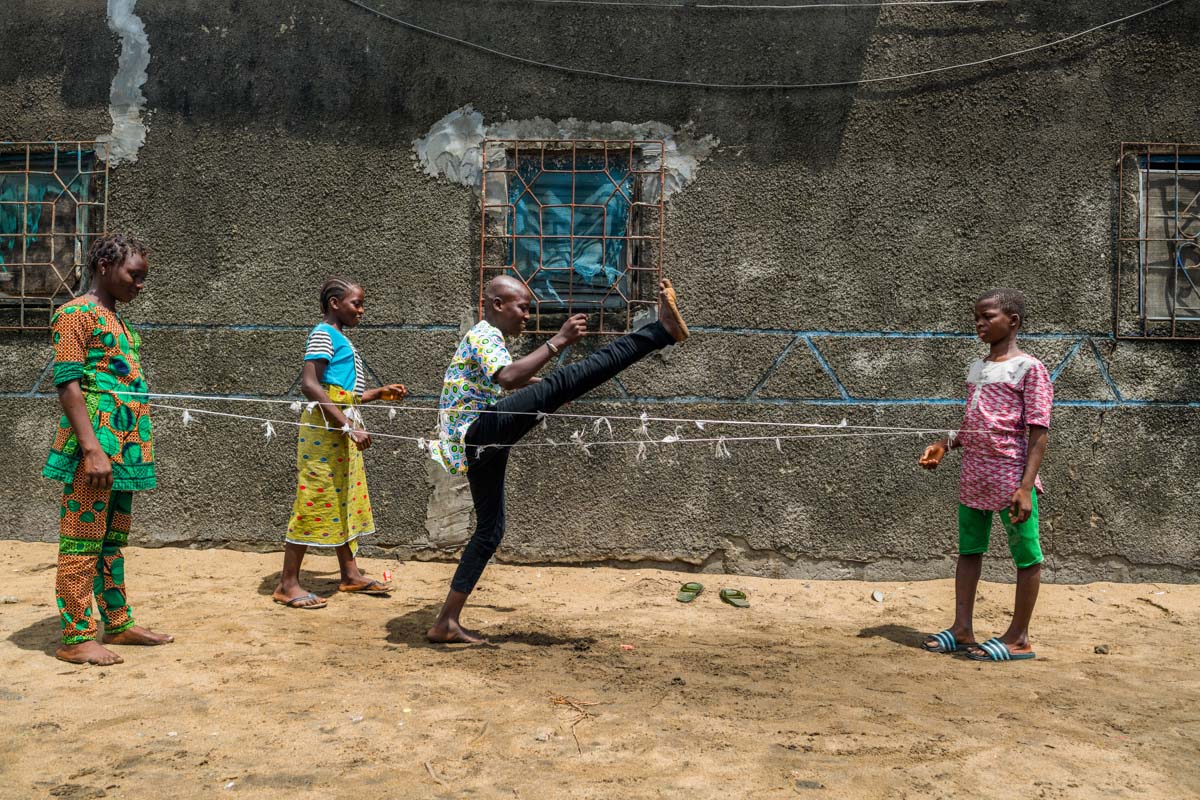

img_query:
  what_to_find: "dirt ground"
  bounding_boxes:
[0,541,1197,800]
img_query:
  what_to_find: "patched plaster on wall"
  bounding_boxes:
[99,0,150,165]
[413,105,717,199]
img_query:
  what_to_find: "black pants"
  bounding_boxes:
[449,321,674,594]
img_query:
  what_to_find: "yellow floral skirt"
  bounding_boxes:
[285,385,375,549]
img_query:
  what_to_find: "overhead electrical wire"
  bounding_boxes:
[341,0,1182,90]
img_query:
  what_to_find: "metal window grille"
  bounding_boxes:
[1117,142,1200,339]
[480,139,665,335]
[0,140,109,331]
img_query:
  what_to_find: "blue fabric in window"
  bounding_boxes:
[509,155,633,305]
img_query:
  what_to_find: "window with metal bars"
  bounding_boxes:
[0,141,108,330]
[1117,143,1200,339]
[480,139,665,335]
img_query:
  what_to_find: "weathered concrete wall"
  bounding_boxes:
[2,0,1198,582]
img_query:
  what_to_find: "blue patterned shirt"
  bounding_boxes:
[431,321,513,474]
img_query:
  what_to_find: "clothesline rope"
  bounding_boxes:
[115,389,1008,437]
[147,402,962,453]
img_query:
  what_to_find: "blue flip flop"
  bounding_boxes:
[921,629,969,654]
[966,637,1036,662]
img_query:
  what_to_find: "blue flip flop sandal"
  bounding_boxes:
[966,637,1036,662]
[922,629,970,654]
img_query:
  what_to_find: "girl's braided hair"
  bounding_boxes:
[87,233,147,276]
[319,276,361,313]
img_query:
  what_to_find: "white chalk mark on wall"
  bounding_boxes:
[99,0,151,166]
[413,105,717,199]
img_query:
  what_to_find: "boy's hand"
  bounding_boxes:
[348,429,372,451]
[1009,487,1033,524]
[553,313,588,348]
[378,384,407,402]
[83,447,113,490]
[918,442,947,470]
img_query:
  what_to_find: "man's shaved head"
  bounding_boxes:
[483,275,532,337]
[484,275,530,304]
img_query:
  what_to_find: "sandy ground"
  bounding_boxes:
[0,542,1197,800]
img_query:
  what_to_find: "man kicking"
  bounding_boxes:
[426,276,689,643]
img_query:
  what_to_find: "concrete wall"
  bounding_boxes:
[2,0,1198,582]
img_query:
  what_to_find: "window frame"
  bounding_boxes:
[0,140,110,331]
[479,139,666,336]
[1117,141,1200,340]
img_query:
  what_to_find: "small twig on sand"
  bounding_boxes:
[469,720,491,745]
[424,761,449,788]
[550,695,603,755]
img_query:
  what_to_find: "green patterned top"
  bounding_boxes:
[42,300,156,490]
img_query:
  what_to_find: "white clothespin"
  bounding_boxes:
[837,417,848,428]
[341,423,352,435]
[714,436,732,459]
[306,401,318,414]
[537,411,548,431]
[695,420,706,431]
[181,409,194,426]
[416,437,428,452]
[635,411,650,438]
[262,421,275,441]
[388,407,397,421]
[775,437,783,453]
[289,400,302,413]
[570,429,592,457]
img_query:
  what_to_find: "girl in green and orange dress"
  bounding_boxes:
[271,276,407,610]
[44,233,173,666]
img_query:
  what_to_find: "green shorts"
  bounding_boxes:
[958,488,1043,569]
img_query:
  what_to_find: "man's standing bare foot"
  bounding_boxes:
[425,620,488,645]
[104,625,174,646]
[56,640,123,666]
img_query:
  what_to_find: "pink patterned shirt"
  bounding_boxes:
[955,354,1053,511]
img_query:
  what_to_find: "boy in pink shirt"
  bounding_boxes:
[918,288,1052,662]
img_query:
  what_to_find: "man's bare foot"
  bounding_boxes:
[657,278,689,343]
[272,589,327,609]
[426,621,488,644]
[104,625,174,646]
[56,641,123,666]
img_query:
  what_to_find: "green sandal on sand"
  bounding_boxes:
[676,582,704,603]
[719,588,750,608]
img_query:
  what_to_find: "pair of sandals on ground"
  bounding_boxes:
[675,582,749,608]
[922,629,1035,662]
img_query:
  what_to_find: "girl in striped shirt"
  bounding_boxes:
[272,277,407,610]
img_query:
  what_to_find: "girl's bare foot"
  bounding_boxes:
[657,278,689,343]
[104,625,174,646]
[426,620,488,644]
[56,641,124,665]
